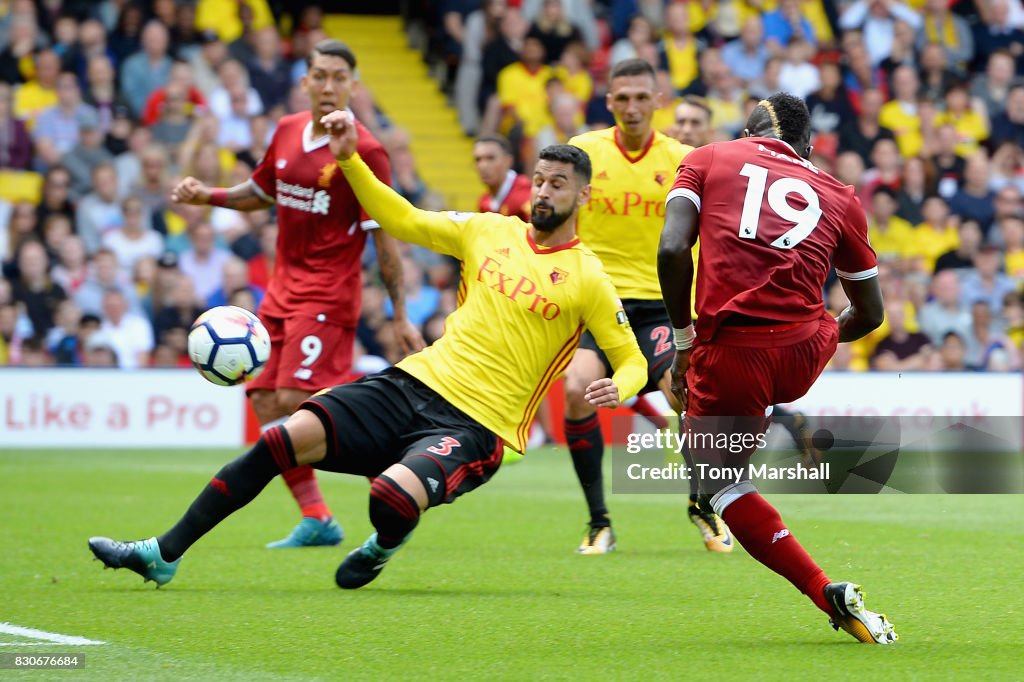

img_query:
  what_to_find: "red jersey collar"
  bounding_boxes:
[614,127,655,164]
[527,228,579,254]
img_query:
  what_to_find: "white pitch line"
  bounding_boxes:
[0,623,105,646]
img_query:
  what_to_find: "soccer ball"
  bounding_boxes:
[188,306,272,386]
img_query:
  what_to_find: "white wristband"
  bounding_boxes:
[674,325,695,351]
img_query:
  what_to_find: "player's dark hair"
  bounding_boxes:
[608,58,656,86]
[475,134,513,156]
[871,185,897,201]
[309,39,357,70]
[745,93,811,158]
[539,144,592,185]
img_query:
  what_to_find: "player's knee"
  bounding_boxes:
[563,369,593,410]
[250,390,279,423]
[369,475,422,533]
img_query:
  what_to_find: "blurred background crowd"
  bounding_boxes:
[2,0,1023,375]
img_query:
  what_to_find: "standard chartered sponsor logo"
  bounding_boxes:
[276,180,331,215]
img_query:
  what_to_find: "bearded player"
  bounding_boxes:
[563,58,732,554]
[658,93,895,643]
[89,128,648,590]
[171,39,424,549]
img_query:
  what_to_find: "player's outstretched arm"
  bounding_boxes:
[584,270,648,408]
[170,177,271,212]
[836,276,885,342]
[658,196,699,412]
[322,110,468,257]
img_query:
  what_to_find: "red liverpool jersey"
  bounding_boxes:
[477,170,532,221]
[667,136,877,343]
[249,111,390,326]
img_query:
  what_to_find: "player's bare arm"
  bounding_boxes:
[170,177,272,212]
[374,232,426,354]
[835,276,885,342]
[657,196,699,412]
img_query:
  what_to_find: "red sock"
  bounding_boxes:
[722,492,833,615]
[631,394,668,429]
[282,465,331,520]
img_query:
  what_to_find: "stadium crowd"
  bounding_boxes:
[1,0,1023,374]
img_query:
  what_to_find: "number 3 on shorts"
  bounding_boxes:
[300,335,323,367]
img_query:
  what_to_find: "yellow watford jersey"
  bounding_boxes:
[337,153,648,452]
[570,128,693,300]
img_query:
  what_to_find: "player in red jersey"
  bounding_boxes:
[171,40,424,548]
[658,94,896,644]
[474,134,532,221]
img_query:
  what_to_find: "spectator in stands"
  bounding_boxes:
[961,244,1018,312]
[527,0,582,64]
[63,109,114,199]
[178,223,231,303]
[554,41,592,106]
[109,3,144,64]
[209,59,263,119]
[0,15,39,85]
[383,257,440,328]
[535,92,586,157]
[999,215,1024,279]
[150,81,195,148]
[966,298,1019,369]
[189,30,231,97]
[950,152,998,236]
[721,16,768,88]
[246,27,290,111]
[879,65,924,159]
[934,81,990,157]
[839,0,921,67]
[896,156,932,225]
[98,287,153,369]
[919,0,974,70]
[919,270,973,344]
[868,186,916,265]
[33,71,97,170]
[862,137,903,200]
[120,20,173,118]
[0,81,31,170]
[872,299,933,370]
[71,19,116,83]
[51,235,89,298]
[495,35,552,140]
[102,196,163,278]
[383,127,431,207]
[152,270,203,340]
[77,163,123,254]
[916,42,959,104]
[936,219,984,273]
[205,255,264,310]
[913,195,960,271]
[141,60,208,127]
[838,87,894,165]
[74,248,138,317]
[990,83,1024,148]
[48,298,83,365]
[972,0,1024,71]
[971,51,1017,121]
[879,20,917,82]
[454,0,507,135]
[778,38,820,100]
[82,54,123,132]
[610,14,654,67]
[658,3,700,95]
[990,185,1023,243]
[932,331,969,370]
[3,201,39,261]
[12,239,66,339]
[763,0,817,51]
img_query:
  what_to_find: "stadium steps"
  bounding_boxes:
[324,14,482,211]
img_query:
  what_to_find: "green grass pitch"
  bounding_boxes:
[1,447,1021,681]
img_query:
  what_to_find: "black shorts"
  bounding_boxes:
[298,367,504,506]
[578,299,673,393]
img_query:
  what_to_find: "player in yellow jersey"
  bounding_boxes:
[562,59,732,555]
[88,116,647,590]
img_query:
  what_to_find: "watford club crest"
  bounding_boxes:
[318,162,338,188]
[654,171,668,186]
[550,267,568,285]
